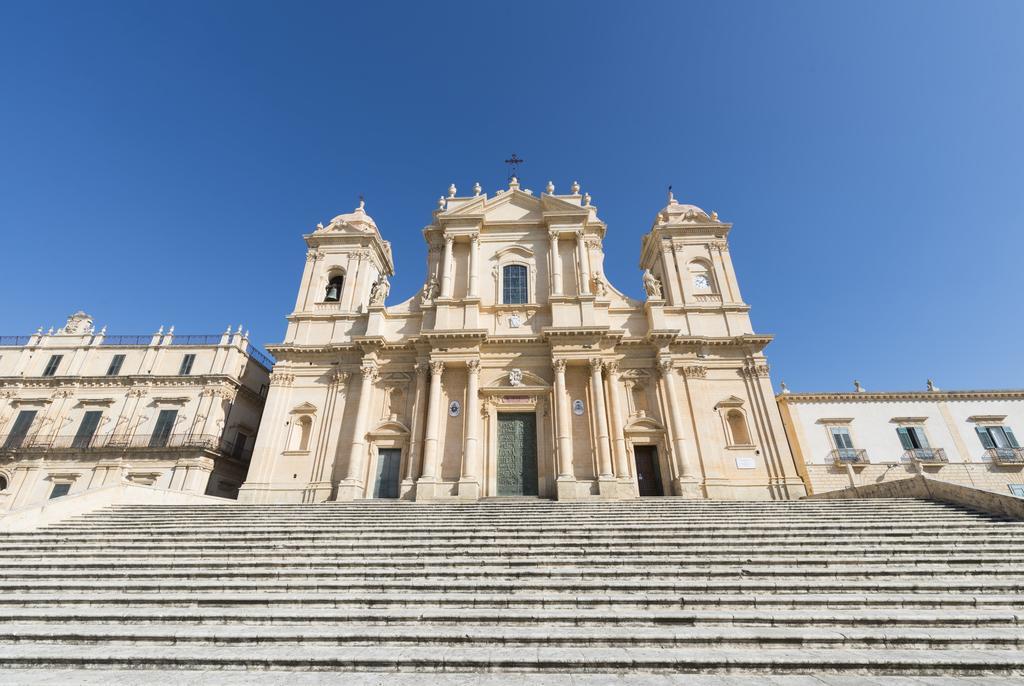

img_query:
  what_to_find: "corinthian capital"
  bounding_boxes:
[360,362,379,380]
[466,359,481,375]
[429,360,445,376]
[657,358,675,377]
[552,358,567,374]
[589,357,604,373]
[604,360,619,376]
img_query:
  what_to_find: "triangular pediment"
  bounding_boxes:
[482,191,544,223]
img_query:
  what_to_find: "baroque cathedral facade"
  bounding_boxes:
[239,179,806,503]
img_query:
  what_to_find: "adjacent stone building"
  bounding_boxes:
[777,383,1024,495]
[239,179,806,503]
[0,312,271,509]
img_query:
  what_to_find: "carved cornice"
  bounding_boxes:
[779,389,1024,404]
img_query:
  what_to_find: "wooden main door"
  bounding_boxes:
[634,445,663,496]
[373,448,402,498]
[497,413,538,496]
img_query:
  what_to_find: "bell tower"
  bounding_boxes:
[284,200,395,345]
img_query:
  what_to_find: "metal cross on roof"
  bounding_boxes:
[505,153,524,181]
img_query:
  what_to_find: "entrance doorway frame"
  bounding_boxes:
[479,383,553,498]
[623,416,671,498]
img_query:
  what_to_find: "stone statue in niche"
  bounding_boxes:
[508,369,524,387]
[642,269,663,299]
[591,272,607,297]
[369,275,390,306]
[420,277,439,305]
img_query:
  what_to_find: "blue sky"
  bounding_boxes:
[2,1,1022,392]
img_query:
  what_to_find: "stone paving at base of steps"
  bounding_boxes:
[0,670,1021,685]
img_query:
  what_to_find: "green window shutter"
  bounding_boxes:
[1005,427,1020,449]
[976,427,996,450]
[896,427,914,450]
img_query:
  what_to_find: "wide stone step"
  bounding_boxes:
[3,563,1021,581]
[4,605,1018,628]
[3,578,1023,595]
[3,623,1023,649]
[2,591,1020,609]
[0,670,1018,686]
[2,643,1022,675]
[14,530,1024,547]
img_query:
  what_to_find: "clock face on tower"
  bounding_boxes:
[694,275,710,290]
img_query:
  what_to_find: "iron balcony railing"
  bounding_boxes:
[248,346,275,371]
[986,447,1024,465]
[99,335,153,346]
[903,447,948,463]
[0,432,252,461]
[829,448,868,465]
[168,335,222,345]
[0,336,31,346]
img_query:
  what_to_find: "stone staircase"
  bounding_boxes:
[0,498,1023,681]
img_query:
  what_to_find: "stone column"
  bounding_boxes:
[440,236,455,298]
[658,358,701,497]
[337,361,377,500]
[298,249,320,311]
[309,371,348,501]
[589,358,614,482]
[575,231,590,294]
[604,361,630,479]
[458,359,481,499]
[468,235,480,298]
[417,361,445,499]
[552,358,575,499]
[661,244,684,306]
[403,363,429,484]
[549,230,562,296]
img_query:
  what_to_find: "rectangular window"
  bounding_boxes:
[232,431,249,460]
[829,426,859,461]
[897,426,930,450]
[976,426,1019,450]
[502,265,528,304]
[72,411,103,449]
[3,410,38,449]
[49,483,71,499]
[1009,484,1024,498]
[42,355,63,377]
[106,354,126,376]
[149,409,178,447]
[178,354,196,375]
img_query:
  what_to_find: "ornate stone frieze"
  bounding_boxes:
[740,363,771,378]
[682,365,708,379]
[269,372,296,387]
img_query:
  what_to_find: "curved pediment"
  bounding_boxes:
[368,419,410,436]
[492,245,535,260]
[624,416,665,433]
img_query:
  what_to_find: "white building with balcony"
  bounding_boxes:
[777,382,1024,496]
[0,311,272,509]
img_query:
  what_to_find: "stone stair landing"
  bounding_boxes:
[0,498,1022,680]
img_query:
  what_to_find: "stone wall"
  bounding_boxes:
[805,462,1024,497]
[806,474,1024,521]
